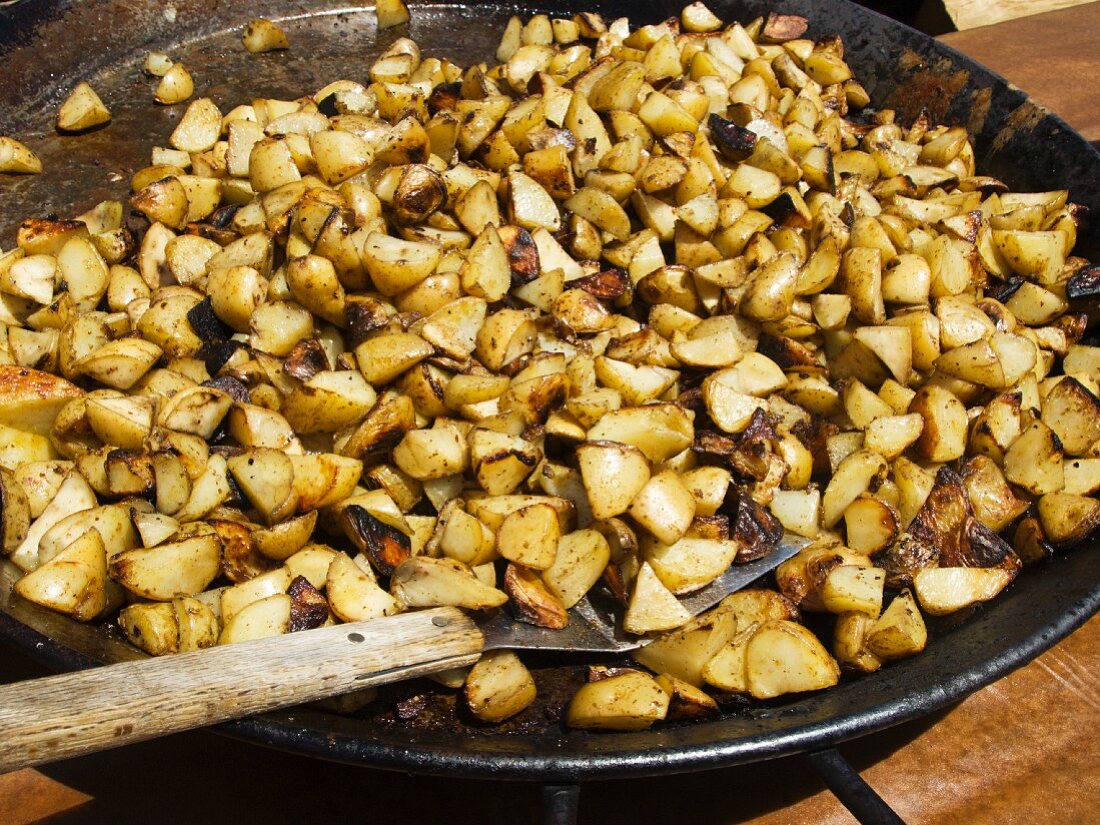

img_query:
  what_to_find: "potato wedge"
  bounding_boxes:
[496,504,559,570]
[542,529,611,609]
[57,82,111,131]
[8,471,97,572]
[913,566,1013,615]
[744,620,840,699]
[565,671,670,731]
[391,556,507,610]
[623,561,692,634]
[119,602,179,655]
[14,528,108,621]
[865,589,927,661]
[326,552,403,622]
[576,441,650,520]
[109,534,221,600]
[465,650,537,723]
[218,593,292,645]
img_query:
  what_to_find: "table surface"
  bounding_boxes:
[3,3,1100,823]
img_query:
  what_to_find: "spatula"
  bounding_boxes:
[0,535,805,773]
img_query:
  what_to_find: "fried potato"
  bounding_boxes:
[465,650,537,722]
[565,670,670,730]
[744,620,840,699]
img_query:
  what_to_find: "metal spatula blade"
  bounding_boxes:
[477,533,809,654]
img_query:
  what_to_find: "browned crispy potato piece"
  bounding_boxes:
[503,563,568,629]
[0,366,83,436]
[877,466,1020,588]
[776,541,871,611]
[654,673,719,721]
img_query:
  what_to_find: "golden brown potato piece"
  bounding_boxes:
[623,561,692,634]
[326,552,402,622]
[833,611,882,674]
[57,82,111,131]
[744,620,840,699]
[503,563,568,629]
[0,137,42,174]
[913,567,1013,615]
[390,556,507,610]
[0,365,83,436]
[119,601,179,655]
[218,594,292,645]
[565,670,670,731]
[109,534,221,600]
[14,528,107,621]
[654,673,719,720]
[464,650,537,722]
[865,589,927,661]
[0,467,31,555]
[242,18,289,53]
[542,529,610,609]
[776,541,871,611]
[496,504,559,570]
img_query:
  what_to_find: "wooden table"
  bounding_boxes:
[2,4,1100,823]
[939,1,1100,144]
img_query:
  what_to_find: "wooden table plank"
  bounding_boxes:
[940,1,1100,142]
[0,769,90,825]
[942,0,1094,32]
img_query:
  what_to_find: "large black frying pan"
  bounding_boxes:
[2,0,1100,792]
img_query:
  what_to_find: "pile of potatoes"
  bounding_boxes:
[1,2,1098,730]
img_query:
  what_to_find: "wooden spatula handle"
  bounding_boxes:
[0,606,482,773]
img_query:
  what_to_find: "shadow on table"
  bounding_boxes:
[31,708,950,824]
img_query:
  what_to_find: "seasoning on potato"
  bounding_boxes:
[56,82,111,132]
[1,2,1098,733]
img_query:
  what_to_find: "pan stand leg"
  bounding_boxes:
[541,783,580,825]
[801,747,906,825]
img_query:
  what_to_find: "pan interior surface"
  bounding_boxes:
[1,0,1099,781]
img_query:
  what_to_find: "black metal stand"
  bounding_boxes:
[801,748,907,825]
[538,748,906,825]
[542,784,580,825]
